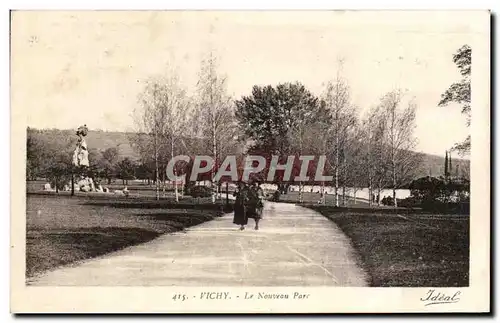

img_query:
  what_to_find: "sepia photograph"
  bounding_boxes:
[10,10,490,313]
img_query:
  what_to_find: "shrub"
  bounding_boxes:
[398,196,420,208]
[381,196,394,206]
[188,186,213,198]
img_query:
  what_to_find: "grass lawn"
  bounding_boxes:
[307,205,469,287]
[26,193,233,278]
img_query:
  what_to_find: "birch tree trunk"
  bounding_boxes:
[172,139,179,202]
[162,170,166,198]
[154,130,160,201]
[321,181,325,204]
[212,120,216,203]
[392,156,397,208]
[335,124,339,207]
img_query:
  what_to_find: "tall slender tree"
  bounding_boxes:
[322,74,356,207]
[156,72,191,202]
[361,105,388,207]
[444,150,449,177]
[378,90,421,208]
[194,53,236,203]
[449,151,452,177]
[134,72,191,200]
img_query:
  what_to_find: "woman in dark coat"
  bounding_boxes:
[248,181,264,230]
[233,181,249,230]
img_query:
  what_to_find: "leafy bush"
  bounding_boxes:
[398,196,420,208]
[381,196,394,206]
[188,186,213,198]
[404,176,470,214]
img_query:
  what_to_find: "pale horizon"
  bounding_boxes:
[12,11,474,157]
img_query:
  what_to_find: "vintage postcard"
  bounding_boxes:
[10,10,490,313]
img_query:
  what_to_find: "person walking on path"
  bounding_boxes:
[248,180,265,230]
[233,181,249,230]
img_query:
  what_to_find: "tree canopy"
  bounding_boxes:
[438,44,471,155]
[235,82,320,155]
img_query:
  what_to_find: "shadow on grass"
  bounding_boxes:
[299,203,469,216]
[131,212,218,227]
[26,227,160,278]
[84,201,235,213]
[26,210,222,279]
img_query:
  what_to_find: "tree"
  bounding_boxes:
[26,128,46,180]
[449,151,452,176]
[46,153,72,192]
[194,53,237,203]
[43,137,75,192]
[283,83,321,202]
[378,90,421,208]
[135,161,154,184]
[115,158,136,185]
[304,100,334,203]
[360,105,389,206]
[438,44,471,155]
[134,83,159,200]
[321,75,357,207]
[340,123,365,205]
[97,147,120,184]
[151,72,191,202]
[129,133,155,185]
[134,71,191,200]
[444,150,449,177]
[235,82,322,198]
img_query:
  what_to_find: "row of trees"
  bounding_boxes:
[132,55,422,207]
[28,45,470,208]
[132,54,238,202]
[234,79,420,207]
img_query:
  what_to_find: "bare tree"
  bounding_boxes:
[360,105,388,207]
[133,81,162,200]
[157,74,191,202]
[194,53,237,203]
[133,72,191,201]
[378,90,420,207]
[340,121,365,205]
[322,73,356,207]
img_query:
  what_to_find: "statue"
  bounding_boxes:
[71,125,93,192]
[73,124,90,167]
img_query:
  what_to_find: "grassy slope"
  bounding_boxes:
[308,206,469,287]
[26,194,233,278]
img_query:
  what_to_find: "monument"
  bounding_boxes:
[73,124,89,167]
[71,125,95,192]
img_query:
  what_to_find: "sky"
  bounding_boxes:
[11,11,481,157]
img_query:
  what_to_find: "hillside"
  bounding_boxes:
[415,151,469,179]
[27,128,470,179]
[28,128,141,160]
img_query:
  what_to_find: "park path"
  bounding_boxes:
[28,202,368,286]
